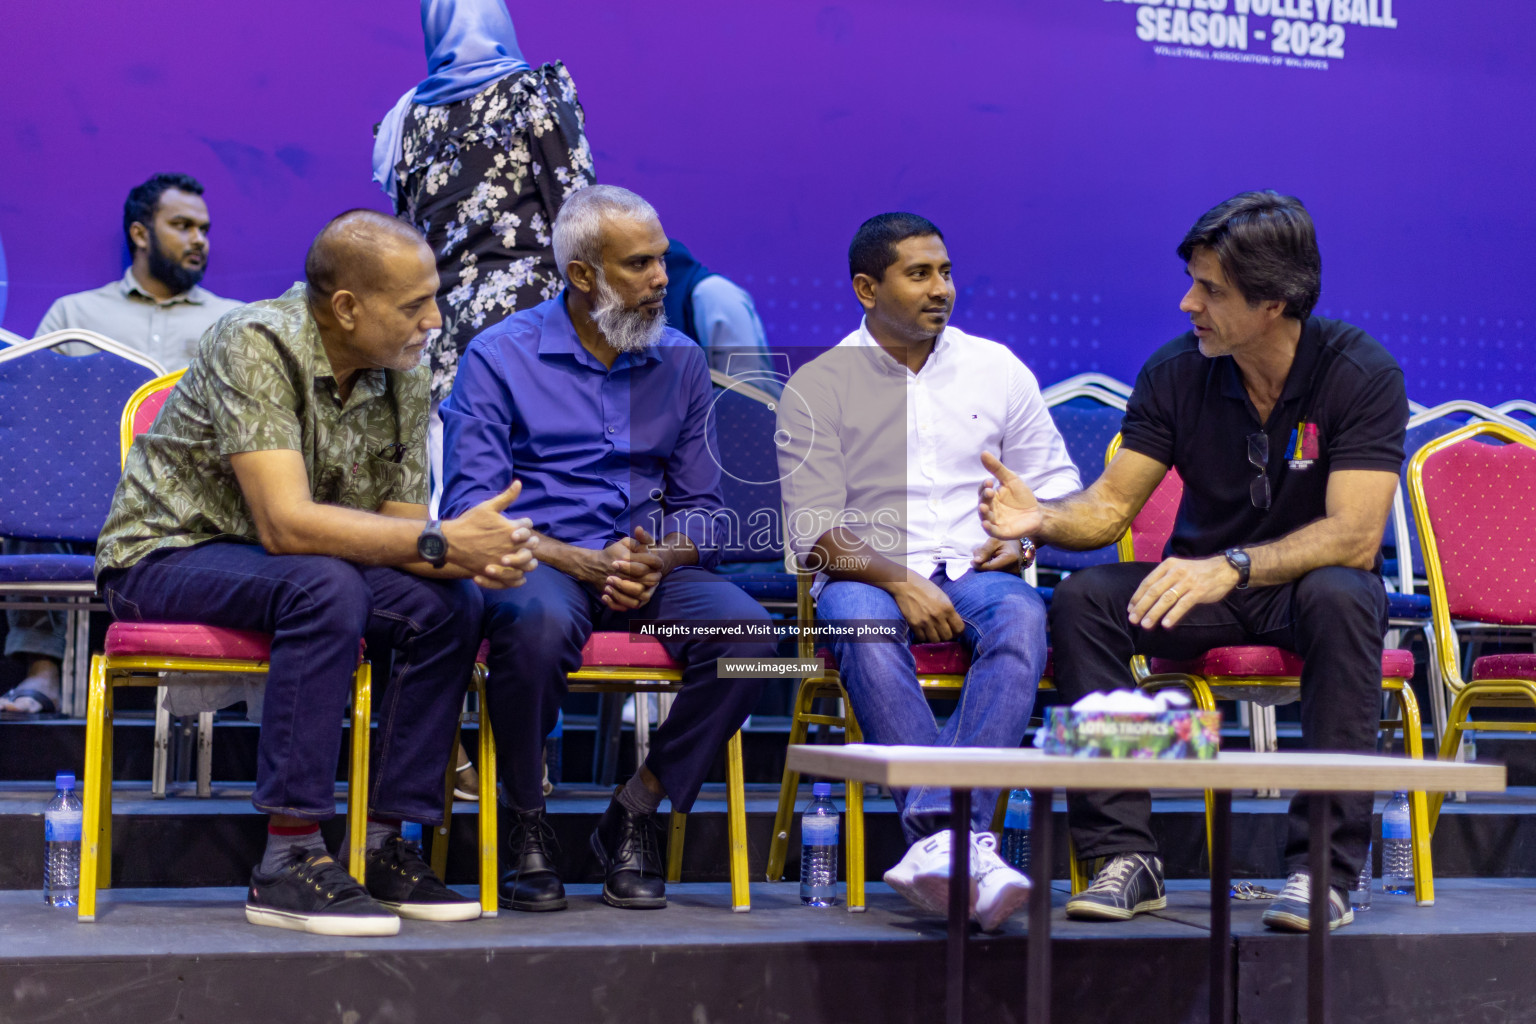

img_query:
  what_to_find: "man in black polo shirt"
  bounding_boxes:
[978,191,1406,932]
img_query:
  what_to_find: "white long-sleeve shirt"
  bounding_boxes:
[777,320,1080,582]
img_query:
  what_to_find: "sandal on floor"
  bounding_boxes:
[0,688,60,720]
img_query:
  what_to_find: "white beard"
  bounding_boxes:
[592,272,667,353]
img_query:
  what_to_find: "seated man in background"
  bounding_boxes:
[2,172,244,718]
[95,210,537,935]
[37,171,243,369]
[442,184,773,912]
[980,191,1406,932]
[663,239,780,392]
[776,213,1080,930]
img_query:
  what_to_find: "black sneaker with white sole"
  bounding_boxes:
[1065,852,1167,921]
[1261,871,1354,932]
[365,835,481,922]
[246,850,401,936]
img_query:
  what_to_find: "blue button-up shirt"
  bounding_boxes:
[440,293,725,569]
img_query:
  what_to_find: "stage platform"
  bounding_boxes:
[4,879,1536,1023]
[5,781,1536,889]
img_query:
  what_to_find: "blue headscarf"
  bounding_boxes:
[415,0,530,106]
[373,0,531,201]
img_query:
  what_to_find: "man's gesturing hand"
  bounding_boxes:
[978,452,1043,541]
[971,536,1023,573]
[1127,555,1241,630]
[442,480,540,588]
[891,575,967,644]
[598,525,668,611]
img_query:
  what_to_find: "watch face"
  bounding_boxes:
[419,534,447,562]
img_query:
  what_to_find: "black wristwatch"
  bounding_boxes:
[1223,547,1251,590]
[417,519,448,569]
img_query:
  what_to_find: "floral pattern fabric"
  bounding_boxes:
[95,284,430,574]
[395,62,595,404]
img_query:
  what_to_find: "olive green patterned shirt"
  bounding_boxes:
[95,284,430,575]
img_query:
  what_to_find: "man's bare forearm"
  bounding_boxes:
[1242,515,1378,587]
[531,532,598,580]
[807,528,916,590]
[1035,486,1137,551]
[262,502,432,566]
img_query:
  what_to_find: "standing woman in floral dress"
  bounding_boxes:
[374,0,596,506]
[372,0,595,798]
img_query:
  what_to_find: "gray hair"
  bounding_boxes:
[551,184,660,285]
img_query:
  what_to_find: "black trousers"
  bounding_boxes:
[481,566,771,814]
[1049,562,1389,890]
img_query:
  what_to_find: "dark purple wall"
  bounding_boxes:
[2,1,1531,400]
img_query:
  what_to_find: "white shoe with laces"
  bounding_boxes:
[970,832,1032,932]
[885,830,968,915]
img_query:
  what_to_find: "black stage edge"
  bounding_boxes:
[6,881,1536,1024]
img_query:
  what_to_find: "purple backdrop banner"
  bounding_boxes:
[1,1,1530,400]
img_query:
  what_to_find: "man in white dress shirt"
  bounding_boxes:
[776,213,1080,929]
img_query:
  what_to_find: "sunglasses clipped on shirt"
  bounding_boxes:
[1246,431,1271,510]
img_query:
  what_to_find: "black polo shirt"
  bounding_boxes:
[1119,316,1407,561]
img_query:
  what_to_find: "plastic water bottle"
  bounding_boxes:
[401,821,423,848]
[44,772,83,908]
[1002,789,1032,872]
[1381,791,1413,895]
[800,782,840,906]
[1350,840,1372,911]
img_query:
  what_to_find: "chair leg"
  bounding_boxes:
[1429,689,1474,833]
[726,730,750,912]
[846,776,866,911]
[1068,835,1086,894]
[97,684,115,894]
[151,687,170,800]
[196,710,214,798]
[1395,684,1435,906]
[432,731,457,883]
[1251,704,1281,798]
[766,684,815,882]
[667,811,686,883]
[477,680,498,918]
[78,656,110,922]
[346,663,372,885]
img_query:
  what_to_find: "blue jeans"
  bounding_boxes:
[100,542,483,823]
[482,565,772,814]
[817,569,1049,844]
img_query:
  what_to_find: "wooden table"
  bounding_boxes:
[785,745,1506,1024]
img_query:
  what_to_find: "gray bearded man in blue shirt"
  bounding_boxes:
[440,185,773,912]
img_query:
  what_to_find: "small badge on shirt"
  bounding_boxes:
[1287,421,1319,470]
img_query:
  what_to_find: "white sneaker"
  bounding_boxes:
[885,831,969,915]
[971,832,1031,932]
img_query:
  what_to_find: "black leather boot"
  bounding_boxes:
[499,807,567,911]
[589,792,667,909]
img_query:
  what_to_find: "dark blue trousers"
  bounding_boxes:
[100,542,483,823]
[482,565,772,813]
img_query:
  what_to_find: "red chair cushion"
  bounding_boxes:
[1151,645,1414,679]
[1472,653,1536,683]
[474,632,682,670]
[104,622,272,661]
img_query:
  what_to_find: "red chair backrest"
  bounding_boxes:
[132,385,173,440]
[1129,468,1184,562]
[1419,433,1536,625]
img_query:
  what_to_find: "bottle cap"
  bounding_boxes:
[55,772,75,790]
[812,782,831,797]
